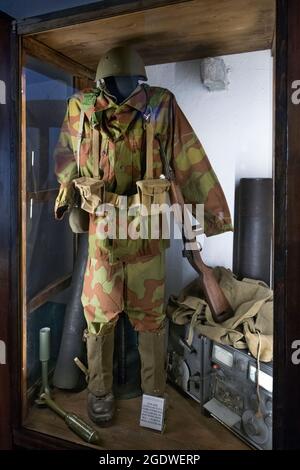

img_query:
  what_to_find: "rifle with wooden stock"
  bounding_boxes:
[157,136,234,323]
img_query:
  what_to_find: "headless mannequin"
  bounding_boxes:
[104,76,139,104]
[103,75,145,399]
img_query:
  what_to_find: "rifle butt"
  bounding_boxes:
[201,269,234,323]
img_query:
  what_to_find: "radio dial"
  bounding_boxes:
[242,410,269,445]
[265,398,272,412]
[236,359,247,372]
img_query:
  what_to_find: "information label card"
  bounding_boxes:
[140,394,166,432]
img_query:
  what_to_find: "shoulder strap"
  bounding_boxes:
[80,88,101,178]
[77,109,100,179]
[92,127,100,178]
[142,84,154,180]
[143,108,154,180]
[76,109,85,176]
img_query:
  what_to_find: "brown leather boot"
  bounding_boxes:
[138,324,167,397]
[85,326,115,425]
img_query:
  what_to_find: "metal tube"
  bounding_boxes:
[40,393,66,419]
[39,327,50,362]
[41,360,51,395]
[39,327,51,395]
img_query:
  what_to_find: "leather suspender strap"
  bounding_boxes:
[92,126,100,178]
[77,108,100,178]
[142,85,154,180]
[76,109,85,175]
[144,109,154,180]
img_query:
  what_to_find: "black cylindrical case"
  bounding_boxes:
[53,234,88,389]
[233,178,273,285]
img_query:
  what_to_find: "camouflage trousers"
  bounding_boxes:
[81,253,166,335]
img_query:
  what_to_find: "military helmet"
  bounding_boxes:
[95,46,147,81]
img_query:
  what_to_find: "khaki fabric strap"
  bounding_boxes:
[101,191,140,209]
[92,127,100,178]
[187,302,205,346]
[145,111,154,180]
[76,110,85,175]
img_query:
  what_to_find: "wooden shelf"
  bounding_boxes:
[24,384,250,450]
[27,0,275,70]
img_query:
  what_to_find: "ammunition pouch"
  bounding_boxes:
[73,177,105,214]
[136,178,170,215]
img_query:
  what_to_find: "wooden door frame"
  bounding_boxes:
[273,0,300,450]
[1,0,300,450]
[0,12,20,450]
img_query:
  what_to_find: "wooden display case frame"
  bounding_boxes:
[0,0,299,450]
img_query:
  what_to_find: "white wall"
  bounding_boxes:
[146,50,273,297]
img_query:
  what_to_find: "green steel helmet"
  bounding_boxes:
[95,46,147,81]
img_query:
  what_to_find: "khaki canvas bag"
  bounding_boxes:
[167,267,273,362]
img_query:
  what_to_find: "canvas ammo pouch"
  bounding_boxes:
[73,176,105,214]
[68,178,90,234]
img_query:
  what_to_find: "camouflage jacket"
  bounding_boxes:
[54,84,232,261]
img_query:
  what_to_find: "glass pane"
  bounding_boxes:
[26,194,73,300]
[26,56,73,191]
[0,0,100,20]
[24,56,75,392]
[25,55,74,302]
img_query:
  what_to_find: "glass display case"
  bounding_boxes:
[18,1,274,448]
[22,56,75,411]
[1,0,299,452]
